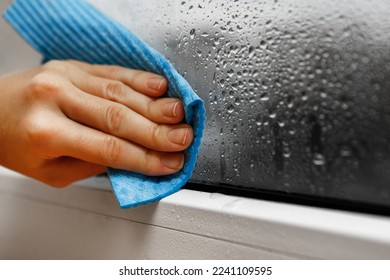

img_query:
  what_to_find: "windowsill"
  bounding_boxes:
[0,166,389,259]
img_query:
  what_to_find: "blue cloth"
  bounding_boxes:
[4,0,205,208]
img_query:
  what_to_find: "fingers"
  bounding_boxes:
[67,60,168,97]
[58,85,193,152]
[31,60,193,180]
[53,119,186,176]
[67,67,185,124]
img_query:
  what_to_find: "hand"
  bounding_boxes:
[0,60,193,187]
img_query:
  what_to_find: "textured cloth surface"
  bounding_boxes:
[4,0,205,208]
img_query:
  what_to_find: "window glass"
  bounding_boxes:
[95,0,390,207]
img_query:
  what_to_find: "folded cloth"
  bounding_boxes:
[4,0,205,208]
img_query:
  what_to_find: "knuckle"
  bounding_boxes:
[29,72,62,99]
[105,104,126,133]
[102,136,121,164]
[25,113,53,146]
[106,65,122,77]
[43,60,69,72]
[149,123,162,148]
[146,99,154,118]
[104,81,125,101]
[142,150,157,175]
[65,59,78,65]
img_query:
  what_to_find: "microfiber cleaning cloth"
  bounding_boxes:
[4,0,205,208]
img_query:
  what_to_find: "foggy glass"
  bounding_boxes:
[89,0,390,207]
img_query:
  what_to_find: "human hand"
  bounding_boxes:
[0,60,193,187]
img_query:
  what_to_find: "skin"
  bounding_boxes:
[0,60,193,187]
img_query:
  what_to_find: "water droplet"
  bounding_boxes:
[283,147,291,158]
[340,146,352,157]
[227,104,235,113]
[313,153,326,165]
[190,28,196,39]
[259,40,267,49]
[248,46,255,58]
[260,92,269,101]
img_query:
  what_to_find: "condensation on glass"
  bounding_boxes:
[89,0,390,207]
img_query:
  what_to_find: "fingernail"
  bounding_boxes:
[161,153,184,170]
[162,101,180,117]
[147,77,165,90]
[168,127,188,145]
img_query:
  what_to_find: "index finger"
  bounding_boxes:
[67,60,168,97]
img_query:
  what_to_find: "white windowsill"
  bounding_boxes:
[0,166,389,259]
